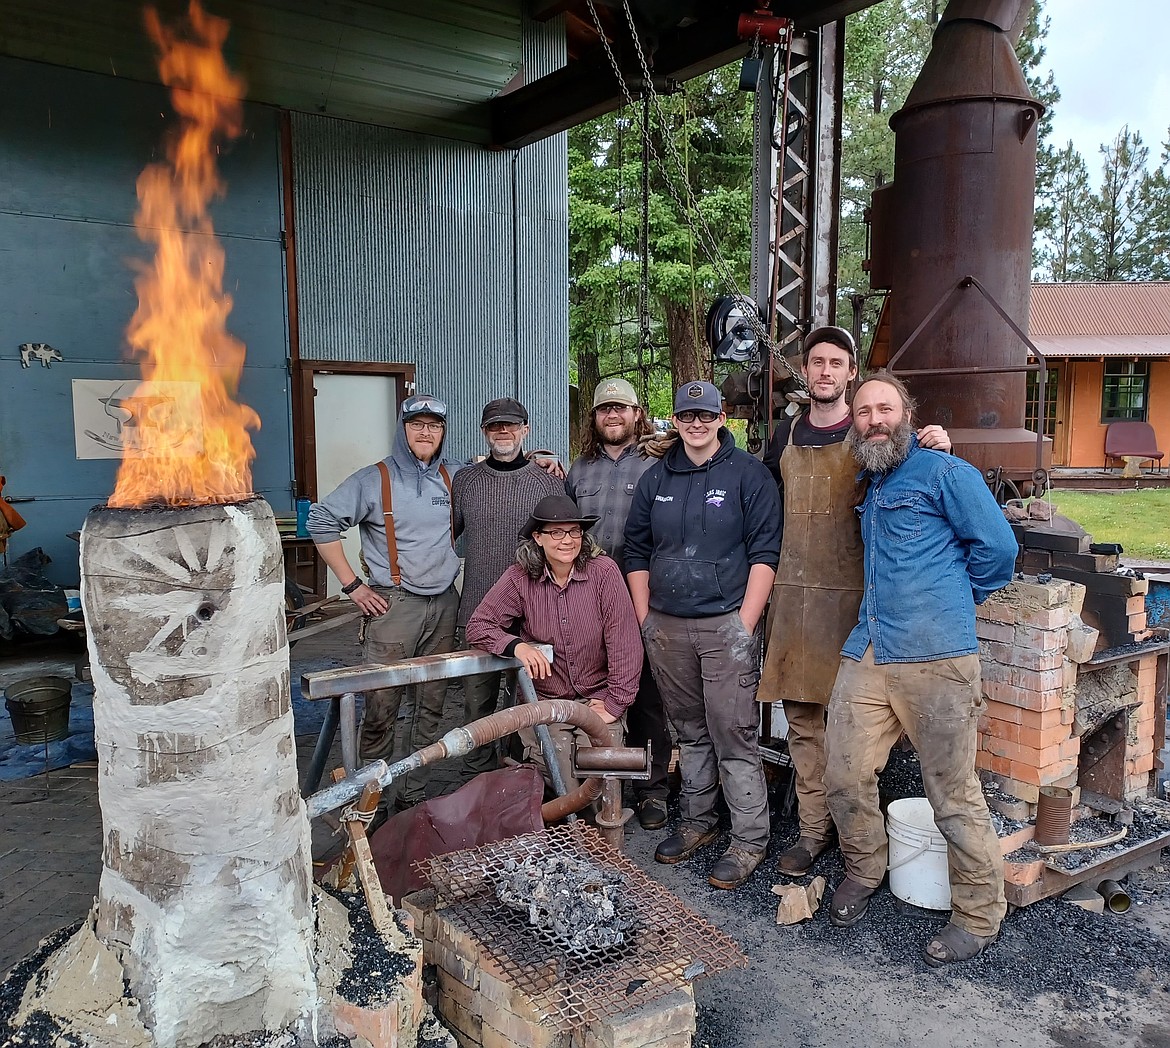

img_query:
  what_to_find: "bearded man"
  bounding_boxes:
[823,371,1018,968]
[565,378,673,830]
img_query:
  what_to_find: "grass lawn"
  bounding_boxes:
[1040,488,1170,560]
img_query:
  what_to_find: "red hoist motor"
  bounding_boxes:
[737,9,789,44]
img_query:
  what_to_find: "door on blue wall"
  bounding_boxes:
[294,361,414,596]
[0,57,292,585]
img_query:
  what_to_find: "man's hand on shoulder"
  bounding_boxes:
[916,424,952,454]
[639,428,678,459]
[527,450,566,479]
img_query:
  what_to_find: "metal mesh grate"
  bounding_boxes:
[416,823,747,1029]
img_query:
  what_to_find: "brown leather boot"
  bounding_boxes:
[654,825,720,864]
[777,836,834,876]
[708,845,766,890]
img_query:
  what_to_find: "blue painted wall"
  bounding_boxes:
[0,57,293,585]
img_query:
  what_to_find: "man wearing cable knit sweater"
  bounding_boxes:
[453,397,564,773]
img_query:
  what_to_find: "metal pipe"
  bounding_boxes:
[573,746,652,773]
[1097,879,1131,914]
[307,699,612,820]
[340,692,358,775]
[513,666,574,811]
[300,696,340,797]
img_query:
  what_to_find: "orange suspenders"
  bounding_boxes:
[375,461,454,587]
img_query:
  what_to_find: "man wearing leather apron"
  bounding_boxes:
[759,328,951,876]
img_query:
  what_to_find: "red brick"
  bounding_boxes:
[1017,706,1065,731]
[981,642,1064,672]
[1131,752,1156,775]
[1003,858,1046,886]
[1127,595,1148,615]
[1057,736,1081,760]
[1014,625,1067,651]
[1009,757,1077,786]
[976,620,1015,643]
[980,717,1019,742]
[1017,724,1070,751]
[1012,687,1065,713]
[984,700,1024,725]
[978,601,1019,625]
[1017,605,1072,630]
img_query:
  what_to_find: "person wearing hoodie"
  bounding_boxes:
[624,381,781,890]
[306,394,461,809]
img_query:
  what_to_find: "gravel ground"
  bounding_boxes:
[621,765,1170,1048]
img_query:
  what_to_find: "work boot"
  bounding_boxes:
[777,835,834,877]
[636,798,668,830]
[708,845,766,890]
[828,876,876,928]
[654,825,720,865]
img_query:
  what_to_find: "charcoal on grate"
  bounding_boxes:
[495,853,637,957]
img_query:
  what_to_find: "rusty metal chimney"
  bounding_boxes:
[869,0,1049,472]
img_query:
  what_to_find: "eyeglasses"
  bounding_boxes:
[675,410,720,424]
[485,421,523,433]
[596,404,632,416]
[539,526,583,541]
[405,420,444,433]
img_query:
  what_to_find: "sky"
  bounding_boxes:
[1040,0,1170,166]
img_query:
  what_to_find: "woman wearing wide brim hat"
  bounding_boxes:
[466,495,642,790]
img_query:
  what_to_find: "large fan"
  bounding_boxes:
[705,296,768,363]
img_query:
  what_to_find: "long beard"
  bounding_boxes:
[847,420,914,473]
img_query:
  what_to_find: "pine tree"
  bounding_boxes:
[1077,127,1155,280]
[1039,141,1093,280]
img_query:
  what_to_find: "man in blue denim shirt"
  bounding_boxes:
[824,371,1018,968]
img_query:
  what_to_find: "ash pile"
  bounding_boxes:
[495,853,636,955]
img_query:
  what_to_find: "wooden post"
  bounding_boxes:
[80,498,315,1048]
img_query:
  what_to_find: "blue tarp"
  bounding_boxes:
[0,655,353,783]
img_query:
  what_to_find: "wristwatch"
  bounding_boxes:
[341,577,365,595]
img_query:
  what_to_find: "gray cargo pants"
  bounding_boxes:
[641,609,770,853]
[361,584,459,806]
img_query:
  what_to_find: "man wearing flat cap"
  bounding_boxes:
[625,381,781,890]
[307,393,461,809]
[452,397,564,773]
[466,494,642,789]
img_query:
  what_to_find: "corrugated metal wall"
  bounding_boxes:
[0,56,292,585]
[292,17,568,462]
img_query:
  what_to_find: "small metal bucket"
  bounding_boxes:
[4,676,73,744]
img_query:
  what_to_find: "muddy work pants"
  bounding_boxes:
[641,609,770,853]
[360,584,459,806]
[783,699,833,842]
[824,646,1006,937]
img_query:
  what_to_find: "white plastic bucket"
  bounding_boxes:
[886,797,951,910]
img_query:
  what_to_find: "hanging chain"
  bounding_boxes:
[638,92,652,397]
[583,0,805,388]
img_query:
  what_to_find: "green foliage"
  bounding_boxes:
[1042,490,1170,560]
[568,66,756,416]
[836,0,936,335]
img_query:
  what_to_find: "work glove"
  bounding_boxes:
[638,429,679,459]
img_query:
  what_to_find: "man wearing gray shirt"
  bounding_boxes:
[307,394,460,808]
[565,378,672,829]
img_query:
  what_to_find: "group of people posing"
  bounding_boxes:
[307,326,1019,968]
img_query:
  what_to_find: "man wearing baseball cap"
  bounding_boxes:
[452,396,565,773]
[307,394,461,811]
[565,377,673,830]
[624,380,781,890]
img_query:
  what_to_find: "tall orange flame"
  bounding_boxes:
[109,1,259,509]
